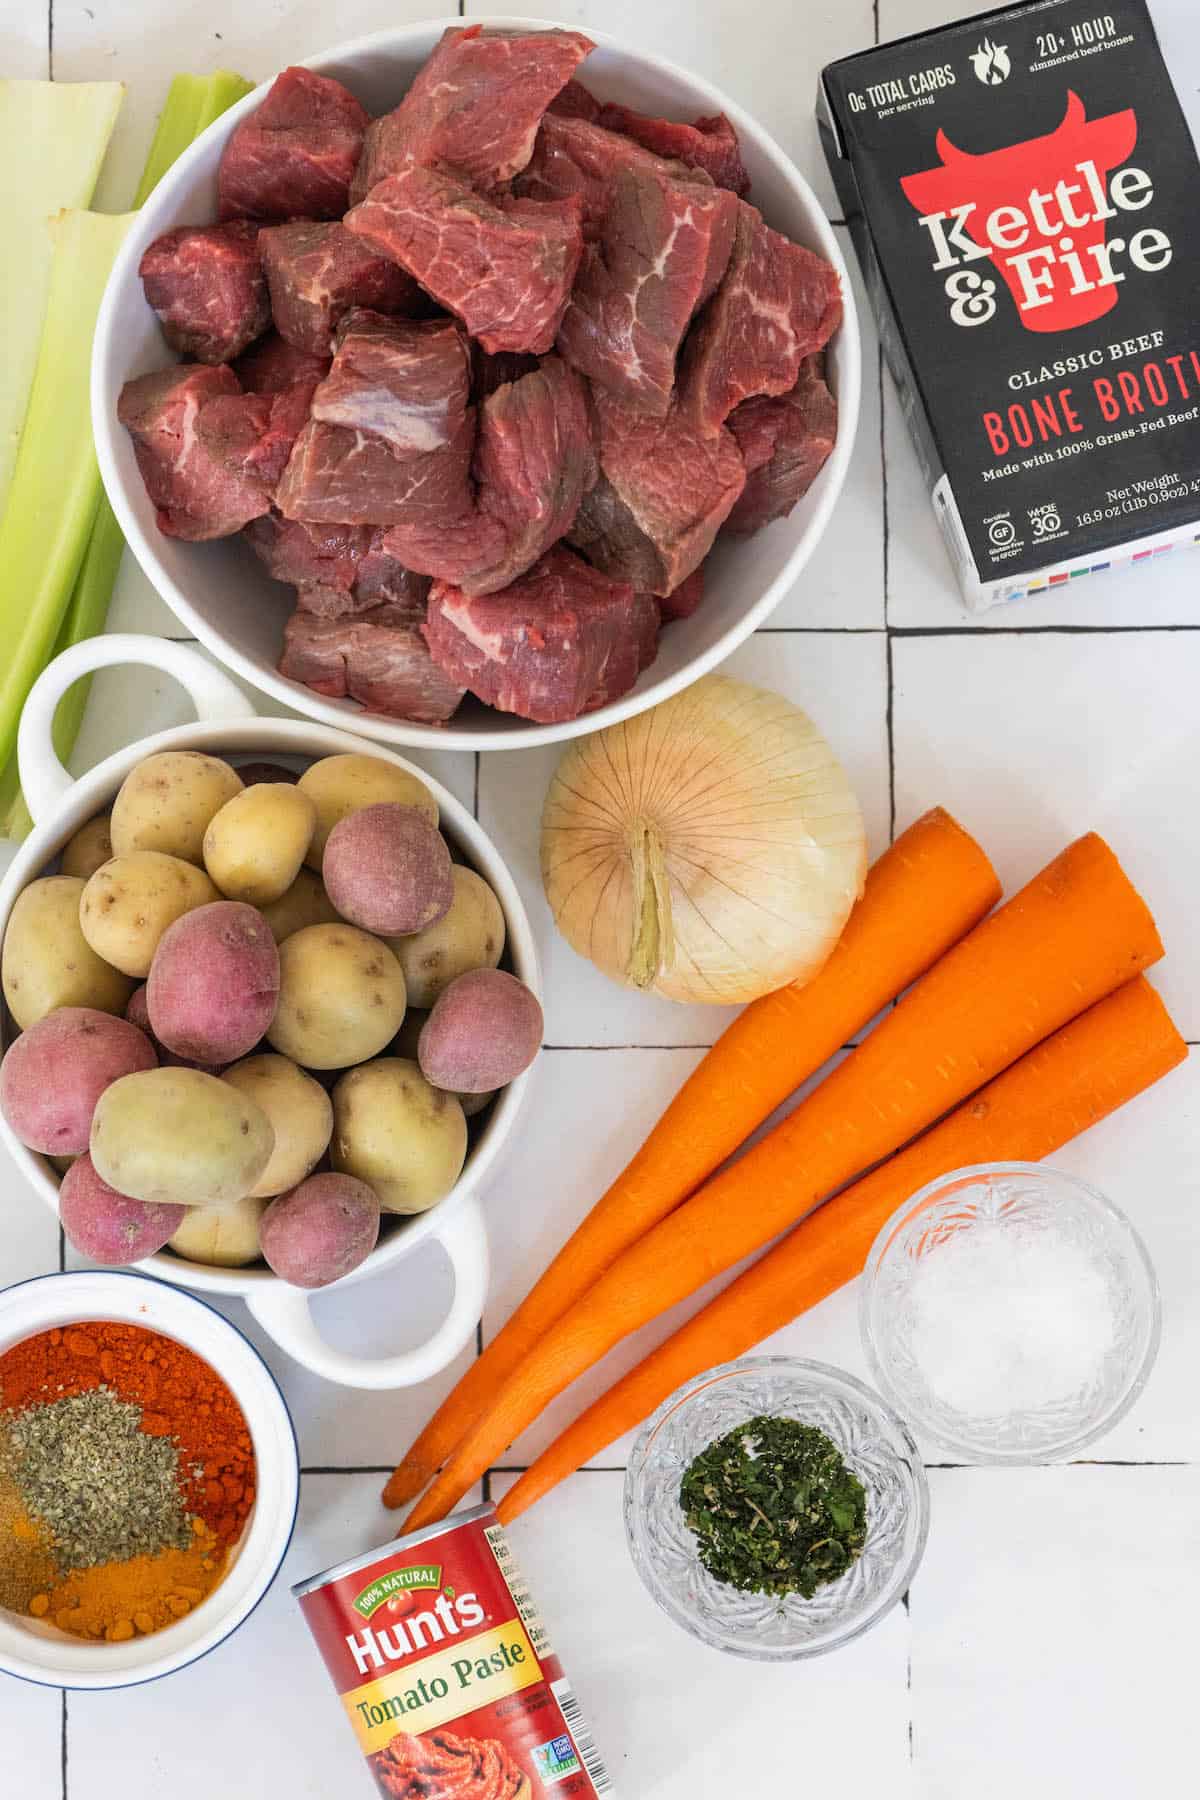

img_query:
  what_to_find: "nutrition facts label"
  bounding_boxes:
[486,1523,554,1663]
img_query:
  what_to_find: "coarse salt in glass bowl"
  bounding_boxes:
[859,1162,1161,1465]
[624,1357,929,1660]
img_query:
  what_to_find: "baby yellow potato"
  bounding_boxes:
[267,923,406,1069]
[221,1053,333,1197]
[2,877,134,1029]
[169,1196,269,1268]
[259,868,342,944]
[332,1058,467,1214]
[79,852,220,978]
[203,783,317,906]
[298,753,438,869]
[390,866,506,1010]
[110,751,243,865]
[60,813,114,881]
[90,1067,274,1208]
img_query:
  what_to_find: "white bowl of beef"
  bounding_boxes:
[93,17,860,750]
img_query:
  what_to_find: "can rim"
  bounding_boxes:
[291,1503,497,1600]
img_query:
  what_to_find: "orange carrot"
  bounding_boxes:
[402,833,1162,1531]
[383,808,999,1507]
[498,975,1185,1520]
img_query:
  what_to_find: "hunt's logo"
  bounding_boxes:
[900,92,1172,333]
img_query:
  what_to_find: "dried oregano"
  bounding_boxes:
[680,1415,867,1599]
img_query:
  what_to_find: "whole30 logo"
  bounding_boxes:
[900,92,1172,332]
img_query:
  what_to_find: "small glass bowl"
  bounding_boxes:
[860,1162,1161,1464]
[624,1357,929,1660]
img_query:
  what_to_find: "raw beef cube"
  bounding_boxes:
[276,412,475,527]
[195,383,314,497]
[234,330,331,393]
[595,104,750,196]
[218,66,368,221]
[659,565,704,620]
[567,390,744,595]
[356,534,431,613]
[245,515,430,619]
[138,221,269,363]
[517,114,712,238]
[725,355,838,534]
[311,312,471,455]
[422,545,644,723]
[280,604,464,723]
[259,221,424,357]
[471,344,541,398]
[383,354,596,595]
[587,588,660,710]
[347,166,583,355]
[680,199,842,432]
[557,163,736,414]
[118,364,268,540]
[548,80,601,123]
[245,512,369,608]
[350,24,594,201]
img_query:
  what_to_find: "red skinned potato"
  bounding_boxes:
[147,902,280,1064]
[0,1008,156,1154]
[418,968,543,1093]
[259,1172,381,1288]
[125,983,224,1075]
[59,1153,186,1265]
[323,803,454,936]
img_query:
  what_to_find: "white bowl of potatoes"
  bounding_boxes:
[0,635,540,1389]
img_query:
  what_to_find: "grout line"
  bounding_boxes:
[754,625,883,634]
[60,1691,68,1800]
[924,1458,1192,1469]
[473,751,480,820]
[891,622,1200,636]
[542,1040,861,1053]
[885,632,896,842]
[48,0,54,79]
[302,1466,396,1476]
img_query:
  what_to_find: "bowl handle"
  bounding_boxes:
[18,633,259,825]
[244,1194,489,1391]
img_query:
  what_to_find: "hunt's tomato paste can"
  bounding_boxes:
[819,0,1200,610]
[294,1504,613,1800]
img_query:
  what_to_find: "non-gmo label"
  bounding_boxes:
[532,1732,583,1785]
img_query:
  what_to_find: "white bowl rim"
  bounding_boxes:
[858,1160,1164,1465]
[0,1269,299,1690]
[91,13,862,753]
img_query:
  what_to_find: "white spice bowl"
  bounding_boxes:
[859,1162,1162,1464]
[0,1270,298,1690]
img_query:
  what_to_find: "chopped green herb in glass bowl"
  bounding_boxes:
[624,1357,928,1660]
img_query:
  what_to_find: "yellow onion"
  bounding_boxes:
[540,675,867,1005]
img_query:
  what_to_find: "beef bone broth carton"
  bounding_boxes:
[820,0,1200,611]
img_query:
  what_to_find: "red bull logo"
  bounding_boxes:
[901,92,1172,333]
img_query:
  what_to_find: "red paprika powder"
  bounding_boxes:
[0,1321,255,1547]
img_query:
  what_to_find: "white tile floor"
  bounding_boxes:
[2,1,1199,1796]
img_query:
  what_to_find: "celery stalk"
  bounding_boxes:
[0,69,254,839]
[134,69,254,206]
[0,80,123,508]
[0,209,133,776]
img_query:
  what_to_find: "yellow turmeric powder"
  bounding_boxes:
[31,1518,228,1642]
[0,1465,59,1612]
